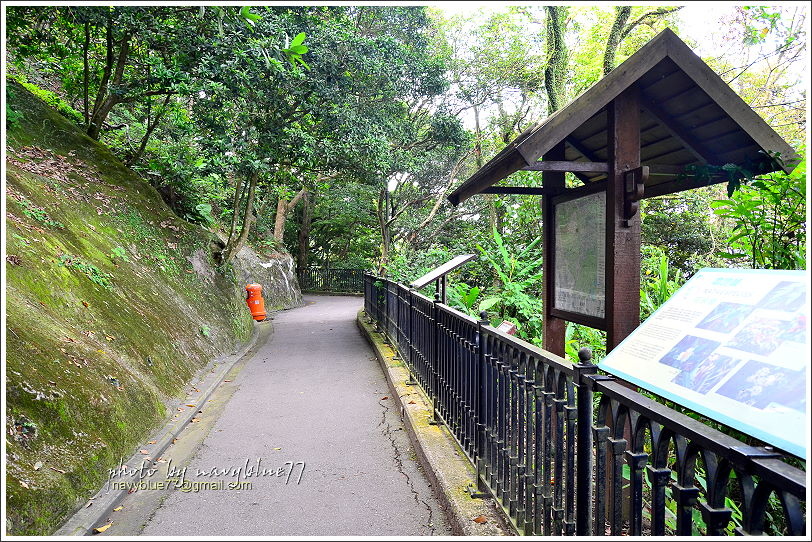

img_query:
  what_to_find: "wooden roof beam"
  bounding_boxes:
[522,160,609,173]
[639,90,716,165]
[480,186,550,196]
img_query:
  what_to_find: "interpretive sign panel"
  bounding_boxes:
[553,190,606,319]
[600,268,808,458]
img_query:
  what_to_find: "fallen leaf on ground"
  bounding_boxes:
[172,438,178,444]
[190,418,201,423]
[93,523,112,533]
[176,407,184,412]
[20,480,29,489]
[156,458,167,463]
[147,440,156,444]
[50,466,66,474]
[82,301,89,307]
[473,516,488,524]
[185,404,196,407]
[139,450,149,455]
[408,400,416,404]
[223,380,232,382]
[85,501,93,508]
[113,506,123,512]
[381,396,389,400]
[127,487,137,494]
[33,461,43,470]
[192,388,200,392]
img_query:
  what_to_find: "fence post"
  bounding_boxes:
[574,347,598,536]
[429,292,442,426]
[469,310,490,497]
[405,283,416,385]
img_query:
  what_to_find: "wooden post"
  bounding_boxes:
[542,141,566,356]
[606,86,642,351]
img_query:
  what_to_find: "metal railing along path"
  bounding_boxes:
[300,267,364,293]
[363,273,806,536]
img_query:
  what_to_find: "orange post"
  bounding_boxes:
[245,283,266,321]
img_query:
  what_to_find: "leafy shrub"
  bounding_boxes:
[7,73,83,125]
[109,246,130,262]
[58,254,112,288]
[6,84,23,127]
[12,195,64,228]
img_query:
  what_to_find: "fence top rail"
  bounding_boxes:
[436,302,480,326]
[409,288,435,305]
[593,377,806,493]
[481,324,577,378]
[307,267,366,271]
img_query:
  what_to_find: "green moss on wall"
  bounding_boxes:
[4,80,269,535]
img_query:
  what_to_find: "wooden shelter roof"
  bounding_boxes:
[448,28,799,206]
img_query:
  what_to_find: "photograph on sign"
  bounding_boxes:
[553,190,606,319]
[599,268,808,459]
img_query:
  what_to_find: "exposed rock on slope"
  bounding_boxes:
[4,80,300,534]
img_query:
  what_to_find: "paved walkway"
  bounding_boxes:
[139,295,450,536]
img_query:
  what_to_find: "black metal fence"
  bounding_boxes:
[363,273,806,536]
[300,267,364,293]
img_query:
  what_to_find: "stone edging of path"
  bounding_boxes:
[357,309,515,536]
[54,319,271,536]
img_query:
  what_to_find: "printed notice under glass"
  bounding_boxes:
[553,191,606,319]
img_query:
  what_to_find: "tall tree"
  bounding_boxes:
[602,6,683,75]
[544,5,569,114]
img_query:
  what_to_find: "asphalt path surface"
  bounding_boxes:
[138,295,450,536]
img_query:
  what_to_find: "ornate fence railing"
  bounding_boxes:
[300,267,364,293]
[363,273,806,536]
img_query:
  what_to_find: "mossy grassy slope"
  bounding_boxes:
[4,81,255,535]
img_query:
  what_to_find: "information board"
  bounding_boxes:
[554,190,606,319]
[600,268,808,458]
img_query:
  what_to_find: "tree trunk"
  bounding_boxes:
[126,94,172,166]
[82,22,90,127]
[88,31,131,140]
[544,5,568,115]
[296,191,312,278]
[377,188,390,274]
[272,187,307,241]
[221,173,258,264]
[603,7,632,76]
[603,7,682,76]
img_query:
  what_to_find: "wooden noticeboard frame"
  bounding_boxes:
[549,181,608,330]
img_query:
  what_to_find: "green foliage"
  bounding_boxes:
[281,32,310,69]
[109,246,130,262]
[6,83,24,127]
[565,322,606,362]
[475,230,544,343]
[6,73,82,125]
[189,203,216,227]
[58,254,112,288]
[710,150,806,269]
[446,282,480,316]
[11,195,64,228]
[640,246,684,321]
[641,187,729,278]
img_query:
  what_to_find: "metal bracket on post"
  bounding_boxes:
[623,165,647,227]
